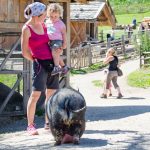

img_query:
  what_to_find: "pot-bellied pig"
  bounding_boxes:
[46,88,86,146]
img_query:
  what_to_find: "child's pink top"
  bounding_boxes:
[46,19,66,40]
[26,24,53,60]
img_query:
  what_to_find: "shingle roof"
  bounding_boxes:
[70,1,105,21]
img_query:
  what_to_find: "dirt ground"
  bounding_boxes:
[0,59,150,150]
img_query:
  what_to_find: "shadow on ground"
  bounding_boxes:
[121,97,145,100]
[0,116,44,134]
[0,138,107,150]
[86,105,150,121]
[1,105,150,135]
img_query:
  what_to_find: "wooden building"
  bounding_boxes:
[0,0,70,116]
[70,1,117,48]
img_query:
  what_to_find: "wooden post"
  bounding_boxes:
[100,30,104,41]
[63,1,70,87]
[139,44,142,68]
[23,59,32,114]
[88,44,92,66]
[121,35,126,57]
[107,37,111,49]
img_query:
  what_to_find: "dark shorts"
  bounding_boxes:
[32,60,59,91]
[49,40,63,51]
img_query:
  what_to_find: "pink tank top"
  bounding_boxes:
[27,24,52,60]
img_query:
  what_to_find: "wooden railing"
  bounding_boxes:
[140,52,150,67]
[70,34,136,69]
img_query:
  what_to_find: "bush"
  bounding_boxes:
[140,31,150,53]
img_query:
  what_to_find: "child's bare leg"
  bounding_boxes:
[59,57,65,67]
[52,50,60,67]
[51,49,62,75]
[109,88,112,96]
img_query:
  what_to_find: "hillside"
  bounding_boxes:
[109,0,150,14]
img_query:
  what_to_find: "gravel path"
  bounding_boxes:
[0,59,150,150]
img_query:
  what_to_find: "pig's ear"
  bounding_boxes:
[72,106,86,113]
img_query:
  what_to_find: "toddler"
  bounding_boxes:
[46,3,69,76]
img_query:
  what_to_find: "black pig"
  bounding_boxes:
[46,88,86,145]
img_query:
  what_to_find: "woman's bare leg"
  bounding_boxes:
[45,89,57,124]
[27,91,41,126]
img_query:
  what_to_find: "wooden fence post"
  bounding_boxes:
[99,30,104,41]
[107,38,111,49]
[121,35,126,56]
[23,59,32,114]
[139,44,142,68]
[88,44,92,66]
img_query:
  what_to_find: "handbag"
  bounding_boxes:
[117,68,123,76]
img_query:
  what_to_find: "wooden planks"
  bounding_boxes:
[71,22,86,47]
[0,0,8,21]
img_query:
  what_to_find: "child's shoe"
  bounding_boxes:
[61,65,70,77]
[100,93,107,98]
[51,66,62,76]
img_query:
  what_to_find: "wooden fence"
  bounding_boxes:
[140,52,150,67]
[70,34,136,69]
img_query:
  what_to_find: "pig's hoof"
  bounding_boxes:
[54,140,61,146]
[73,138,79,145]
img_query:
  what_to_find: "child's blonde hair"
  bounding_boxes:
[107,48,116,56]
[47,3,63,18]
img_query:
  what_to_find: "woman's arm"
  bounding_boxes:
[21,26,34,61]
[103,56,114,64]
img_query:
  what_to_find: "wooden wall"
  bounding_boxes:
[0,0,32,31]
[0,0,32,49]
[71,21,86,48]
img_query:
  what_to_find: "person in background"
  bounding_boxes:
[101,48,123,99]
[21,2,60,135]
[46,3,70,76]
[102,69,112,98]
[111,28,115,41]
[132,18,136,29]
[138,23,145,33]
[127,24,132,38]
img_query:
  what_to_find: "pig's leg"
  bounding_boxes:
[70,124,81,145]
[73,134,80,145]
[53,129,64,146]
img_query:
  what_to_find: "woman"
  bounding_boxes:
[21,2,60,135]
[101,48,123,99]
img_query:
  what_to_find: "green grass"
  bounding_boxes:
[71,62,106,74]
[0,74,23,91]
[99,12,150,31]
[116,12,150,25]
[98,11,150,40]
[112,3,150,15]
[127,68,150,88]
[92,80,103,87]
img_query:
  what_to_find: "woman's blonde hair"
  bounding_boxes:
[47,3,63,18]
[107,48,116,56]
